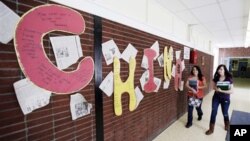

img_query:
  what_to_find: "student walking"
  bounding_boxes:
[206,64,234,135]
[185,66,207,128]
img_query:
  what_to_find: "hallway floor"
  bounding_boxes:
[153,78,250,141]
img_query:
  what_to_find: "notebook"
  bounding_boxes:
[189,80,198,91]
[217,81,230,90]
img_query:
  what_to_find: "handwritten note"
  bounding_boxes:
[50,35,83,70]
[13,78,51,115]
[14,4,94,94]
[70,93,92,120]
[0,2,20,44]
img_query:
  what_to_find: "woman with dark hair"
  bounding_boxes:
[185,65,207,128]
[206,64,234,135]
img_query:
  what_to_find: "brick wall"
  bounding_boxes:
[219,47,250,58]
[101,19,214,140]
[0,0,214,141]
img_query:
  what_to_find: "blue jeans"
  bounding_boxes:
[209,94,230,124]
[187,98,203,124]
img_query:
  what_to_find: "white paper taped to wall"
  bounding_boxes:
[50,35,83,70]
[13,78,51,115]
[70,93,92,120]
[0,2,20,44]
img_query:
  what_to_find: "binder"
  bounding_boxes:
[217,81,230,90]
[189,80,198,91]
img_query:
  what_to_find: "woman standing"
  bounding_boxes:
[185,66,207,128]
[206,64,234,135]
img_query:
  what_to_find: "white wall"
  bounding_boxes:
[51,0,214,55]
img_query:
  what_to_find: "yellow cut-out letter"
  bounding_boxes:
[164,46,173,81]
[113,57,136,116]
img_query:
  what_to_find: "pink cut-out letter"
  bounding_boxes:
[144,49,157,93]
[14,4,94,94]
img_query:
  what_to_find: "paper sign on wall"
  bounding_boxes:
[99,71,114,97]
[50,35,83,70]
[0,2,20,44]
[121,43,138,63]
[13,78,51,115]
[102,39,121,65]
[70,93,92,120]
[135,86,144,108]
[184,46,190,59]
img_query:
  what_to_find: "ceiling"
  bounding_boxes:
[156,0,250,48]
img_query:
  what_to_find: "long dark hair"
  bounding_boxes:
[190,65,203,81]
[213,64,232,82]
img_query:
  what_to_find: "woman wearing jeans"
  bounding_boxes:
[185,66,207,128]
[206,64,234,135]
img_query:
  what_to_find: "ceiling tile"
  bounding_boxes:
[176,10,199,24]
[203,20,227,32]
[230,28,246,36]
[191,4,224,23]
[180,0,217,9]
[156,0,187,12]
[220,0,250,19]
[227,17,248,30]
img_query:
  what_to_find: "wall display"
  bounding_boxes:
[99,71,114,97]
[14,4,94,94]
[143,48,157,93]
[113,57,136,116]
[0,1,20,44]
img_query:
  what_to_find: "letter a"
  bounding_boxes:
[234,129,241,136]
[114,57,136,116]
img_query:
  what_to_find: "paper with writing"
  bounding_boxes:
[13,78,51,115]
[102,39,121,65]
[135,86,144,108]
[70,93,92,120]
[0,2,20,44]
[121,43,138,63]
[99,71,114,97]
[50,35,83,70]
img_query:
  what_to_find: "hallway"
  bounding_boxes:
[154,78,250,141]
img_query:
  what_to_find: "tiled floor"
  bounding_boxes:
[153,78,250,141]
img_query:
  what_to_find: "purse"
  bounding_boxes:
[188,96,201,107]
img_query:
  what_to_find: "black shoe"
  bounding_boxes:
[185,123,192,128]
[198,116,202,121]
